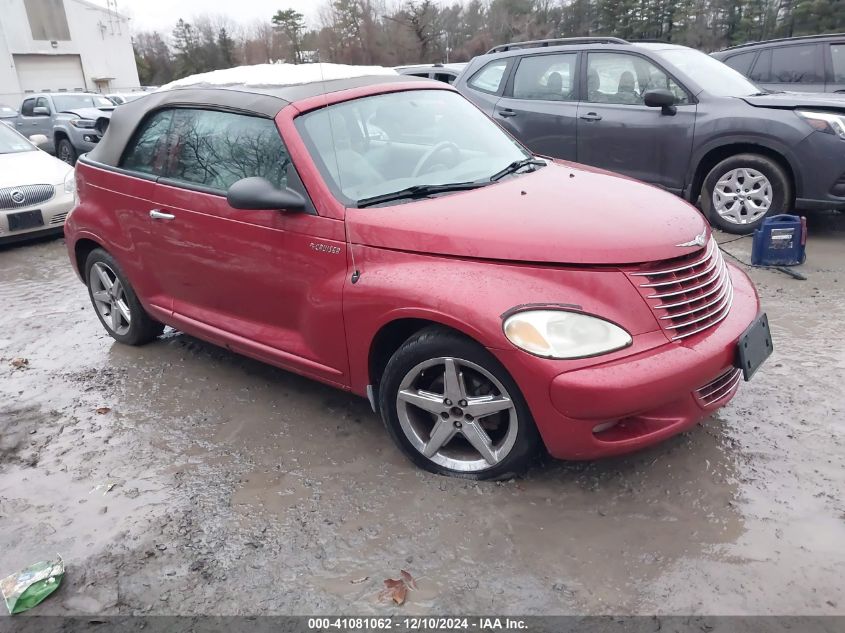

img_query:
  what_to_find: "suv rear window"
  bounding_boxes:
[468,60,508,94]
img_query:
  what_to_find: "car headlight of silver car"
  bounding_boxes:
[796,110,845,139]
[69,118,96,129]
[503,310,632,359]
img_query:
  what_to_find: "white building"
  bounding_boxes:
[0,0,140,108]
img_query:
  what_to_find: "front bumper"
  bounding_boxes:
[0,189,74,242]
[793,131,845,211]
[493,262,762,460]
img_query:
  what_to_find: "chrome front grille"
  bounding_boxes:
[0,184,55,210]
[695,367,742,407]
[629,239,733,341]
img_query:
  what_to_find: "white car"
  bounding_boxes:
[0,125,75,244]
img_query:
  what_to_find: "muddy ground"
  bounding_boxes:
[0,214,843,617]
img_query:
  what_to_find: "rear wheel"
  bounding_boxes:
[701,153,791,234]
[378,326,540,480]
[57,138,77,165]
[85,248,164,345]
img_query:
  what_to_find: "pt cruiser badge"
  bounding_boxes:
[676,231,708,248]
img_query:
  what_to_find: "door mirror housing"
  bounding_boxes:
[227,177,306,212]
[29,134,49,147]
[643,89,677,115]
[32,106,50,116]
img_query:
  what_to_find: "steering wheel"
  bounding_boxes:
[412,141,461,177]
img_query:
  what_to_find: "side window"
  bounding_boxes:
[513,53,576,101]
[35,97,50,112]
[586,53,689,106]
[723,51,757,76]
[164,109,289,192]
[468,60,508,94]
[20,99,35,116]
[434,73,455,84]
[750,49,771,82]
[770,44,821,83]
[120,109,174,176]
[832,44,845,83]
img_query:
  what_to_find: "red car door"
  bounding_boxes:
[142,108,350,387]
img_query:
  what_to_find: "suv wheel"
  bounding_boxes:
[378,326,540,480]
[85,248,164,345]
[57,138,77,165]
[701,153,791,234]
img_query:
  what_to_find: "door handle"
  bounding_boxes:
[497,108,518,118]
[149,209,175,220]
[579,112,602,121]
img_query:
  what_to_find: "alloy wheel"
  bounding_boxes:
[712,167,772,225]
[89,262,132,336]
[395,357,519,472]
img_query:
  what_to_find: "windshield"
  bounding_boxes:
[52,95,114,112]
[0,123,34,154]
[656,48,762,97]
[296,90,531,205]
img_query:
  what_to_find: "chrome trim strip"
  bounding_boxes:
[631,240,715,277]
[659,276,732,319]
[700,369,742,404]
[639,255,719,287]
[655,267,729,310]
[664,284,732,330]
[648,260,725,299]
[670,291,734,341]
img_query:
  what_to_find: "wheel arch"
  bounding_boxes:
[689,141,797,206]
[53,128,70,147]
[367,317,488,396]
[74,237,105,282]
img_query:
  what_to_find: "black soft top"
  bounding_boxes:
[87,75,429,167]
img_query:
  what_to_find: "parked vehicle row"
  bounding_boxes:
[455,37,845,233]
[63,66,771,479]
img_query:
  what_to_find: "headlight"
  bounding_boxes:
[69,118,96,129]
[796,110,845,139]
[63,169,76,195]
[503,310,632,359]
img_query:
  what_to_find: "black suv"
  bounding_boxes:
[456,37,845,233]
[712,33,845,94]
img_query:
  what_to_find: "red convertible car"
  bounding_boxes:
[65,69,771,479]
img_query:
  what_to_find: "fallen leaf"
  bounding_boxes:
[95,407,111,415]
[350,576,369,585]
[10,357,29,369]
[400,569,417,589]
[379,578,407,605]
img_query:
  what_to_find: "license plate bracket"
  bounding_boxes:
[737,312,773,381]
[8,209,44,232]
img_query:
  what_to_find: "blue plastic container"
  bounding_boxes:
[751,214,806,266]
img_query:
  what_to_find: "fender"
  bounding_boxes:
[684,132,805,201]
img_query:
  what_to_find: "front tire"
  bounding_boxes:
[57,138,78,165]
[378,326,540,480]
[701,153,791,234]
[85,248,164,345]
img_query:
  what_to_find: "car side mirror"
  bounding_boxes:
[29,134,49,147]
[32,106,50,116]
[643,89,677,115]
[227,177,306,212]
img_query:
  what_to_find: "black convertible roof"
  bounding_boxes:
[86,74,428,167]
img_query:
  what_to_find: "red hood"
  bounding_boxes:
[346,161,709,265]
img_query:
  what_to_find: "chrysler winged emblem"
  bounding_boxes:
[676,231,707,248]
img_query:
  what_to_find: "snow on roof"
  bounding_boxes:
[158,63,399,92]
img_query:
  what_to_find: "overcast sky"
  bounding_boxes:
[108,0,321,34]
